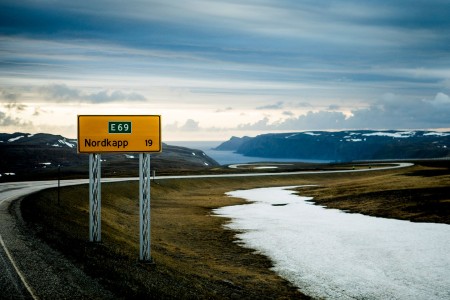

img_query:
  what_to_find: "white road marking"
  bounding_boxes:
[0,234,39,300]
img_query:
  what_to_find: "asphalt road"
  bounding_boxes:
[0,181,59,299]
[0,178,135,299]
[0,162,413,299]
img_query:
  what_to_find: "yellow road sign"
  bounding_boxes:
[78,115,161,153]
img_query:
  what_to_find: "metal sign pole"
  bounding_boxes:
[89,153,102,242]
[139,153,152,262]
[57,165,61,205]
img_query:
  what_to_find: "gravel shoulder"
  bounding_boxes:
[1,196,115,299]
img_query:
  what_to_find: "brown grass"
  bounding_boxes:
[21,161,450,298]
[299,162,450,224]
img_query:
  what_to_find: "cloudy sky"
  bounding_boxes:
[1,0,450,141]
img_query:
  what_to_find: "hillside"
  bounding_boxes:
[215,130,450,162]
[0,132,219,181]
[20,161,450,298]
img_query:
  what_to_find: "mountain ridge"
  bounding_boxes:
[0,132,219,180]
[215,130,450,162]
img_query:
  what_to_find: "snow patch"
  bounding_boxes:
[214,186,450,300]
[8,135,24,142]
[303,132,320,136]
[253,166,278,169]
[363,131,415,138]
[59,139,75,148]
[424,132,450,137]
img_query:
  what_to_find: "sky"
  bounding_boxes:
[1,0,450,141]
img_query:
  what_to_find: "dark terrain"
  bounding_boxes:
[216,130,450,161]
[0,132,219,181]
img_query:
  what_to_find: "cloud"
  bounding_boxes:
[238,117,271,130]
[33,106,48,116]
[180,119,200,131]
[5,101,27,111]
[87,90,146,103]
[39,84,146,103]
[277,111,348,130]
[328,104,340,110]
[295,102,312,108]
[216,107,233,113]
[1,89,20,101]
[282,111,295,116]
[348,93,450,128]
[237,93,450,131]
[428,92,450,106]
[256,101,283,110]
[164,119,200,131]
[0,110,32,127]
[39,84,81,100]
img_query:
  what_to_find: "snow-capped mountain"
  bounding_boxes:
[215,130,450,161]
[0,132,77,148]
[0,132,219,180]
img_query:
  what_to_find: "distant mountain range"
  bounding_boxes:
[0,132,219,180]
[215,130,450,162]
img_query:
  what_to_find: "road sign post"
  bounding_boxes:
[139,153,152,261]
[78,115,161,262]
[89,153,101,242]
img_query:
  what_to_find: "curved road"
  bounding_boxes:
[0,178,136,299]
[0,162,413,299]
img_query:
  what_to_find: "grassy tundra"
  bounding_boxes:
[22,161,449,298]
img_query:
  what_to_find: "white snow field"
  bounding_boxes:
[214,186,450,300]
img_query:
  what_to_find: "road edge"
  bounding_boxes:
[1,193,116,299]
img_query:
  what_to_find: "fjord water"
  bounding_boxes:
[168,141,330,165]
